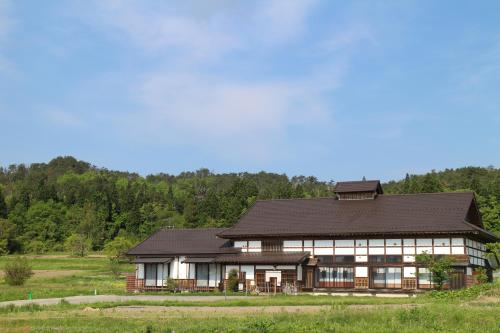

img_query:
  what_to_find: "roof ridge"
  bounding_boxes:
[254,191,473,203]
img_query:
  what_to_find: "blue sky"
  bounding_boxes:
[0,0,499,182]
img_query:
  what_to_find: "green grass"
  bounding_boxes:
[1,301,498,333]
[0,254,133,301]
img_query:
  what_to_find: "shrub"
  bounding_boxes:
[416,252,455,290]
[165,278,179,292]
[474,267,488,284]
[3,256,34,286]
[227,269,239,292]
[108,258,122,277]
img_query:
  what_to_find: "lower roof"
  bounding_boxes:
[213,252,310,265]
[127,228,236,256]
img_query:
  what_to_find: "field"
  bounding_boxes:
[0,254,134,302]
[0,255,499,333]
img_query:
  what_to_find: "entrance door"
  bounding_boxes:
[449,271,465,289]
[306,269,314,289]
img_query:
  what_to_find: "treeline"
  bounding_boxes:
[0,157,498,255]
[0,156,331,254]
[384,167,500,234]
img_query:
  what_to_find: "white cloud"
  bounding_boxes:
[117,70,336,161]
[254,0,319,43]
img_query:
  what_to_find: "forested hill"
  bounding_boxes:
[0,157,498,254]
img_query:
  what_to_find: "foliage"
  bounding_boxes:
[0,156,332,254]
[423,282,498,300]
[0,157,498,255]
[165,277,179,292]
[0,218,15,255]
[474,267,488,284]
[227,268,239,292]
[108,258,122,277]
[103,236,135,259]
[64,233,92,257]
[415,252,455,290]
[485,242,500,263]
[3,256,33,286]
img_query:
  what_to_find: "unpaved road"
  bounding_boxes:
[0,295,259,308]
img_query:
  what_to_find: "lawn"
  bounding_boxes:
[0,254,134,302]
[1,297,498,333]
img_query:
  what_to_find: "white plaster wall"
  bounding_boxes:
[356,256,367,262]
[240,265,255,279]
[404,267,416,278]
[355,267,368,277]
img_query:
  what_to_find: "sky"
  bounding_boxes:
[0,0,499,182]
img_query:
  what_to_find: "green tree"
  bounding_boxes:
[64,233,92,257]
[0,186,8,218]
[0,218,15,255]
[103,236,135,259]
[416,252,455,290]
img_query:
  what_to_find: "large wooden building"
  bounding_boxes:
[127,180,499,292]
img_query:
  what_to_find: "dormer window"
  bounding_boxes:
[334,180,383,200]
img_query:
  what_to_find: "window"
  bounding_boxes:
[386,255,402,263]
[418,268,432,288]
[370,267,401,288]
[369,255,385,263]
[196,264,209,287]
[316,267,354,288]
[334,255,355,263]
[262,240,283,252]
[317,255,334,264]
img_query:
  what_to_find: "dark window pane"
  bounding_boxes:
[369,255,385,263]
[335,256,355,263]
[317,256,334,264]
[386,255,402,263]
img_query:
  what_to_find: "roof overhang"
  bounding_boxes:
[214,252,309,265]
[133,257,173,264]
[182,257,215,263]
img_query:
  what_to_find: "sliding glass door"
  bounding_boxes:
[370,267,401,288]
[316,267,354,288]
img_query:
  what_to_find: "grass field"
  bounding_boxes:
[1,255,499,332]
[0,254,134,302]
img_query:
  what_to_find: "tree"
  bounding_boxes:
[0,218,15,255]
[416,252,455,290]
[3,256,33,286]
[64,233,91,257]
[103,236,135,259]
[0,186,8,218]
[227,269,239,292]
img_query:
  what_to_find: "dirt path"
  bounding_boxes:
[0,295,259,308]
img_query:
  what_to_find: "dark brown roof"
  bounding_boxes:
[218,192,498,241]
[214,252,309,264]
[127,228,236,256]
[334,180,383,194]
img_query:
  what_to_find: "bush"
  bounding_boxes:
[108,258,122,277]
[165,278,179,292]
[3,256,34,286]
[227,269,239,292]
[475,267,489,284]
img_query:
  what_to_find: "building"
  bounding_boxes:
[126,180,499,292]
